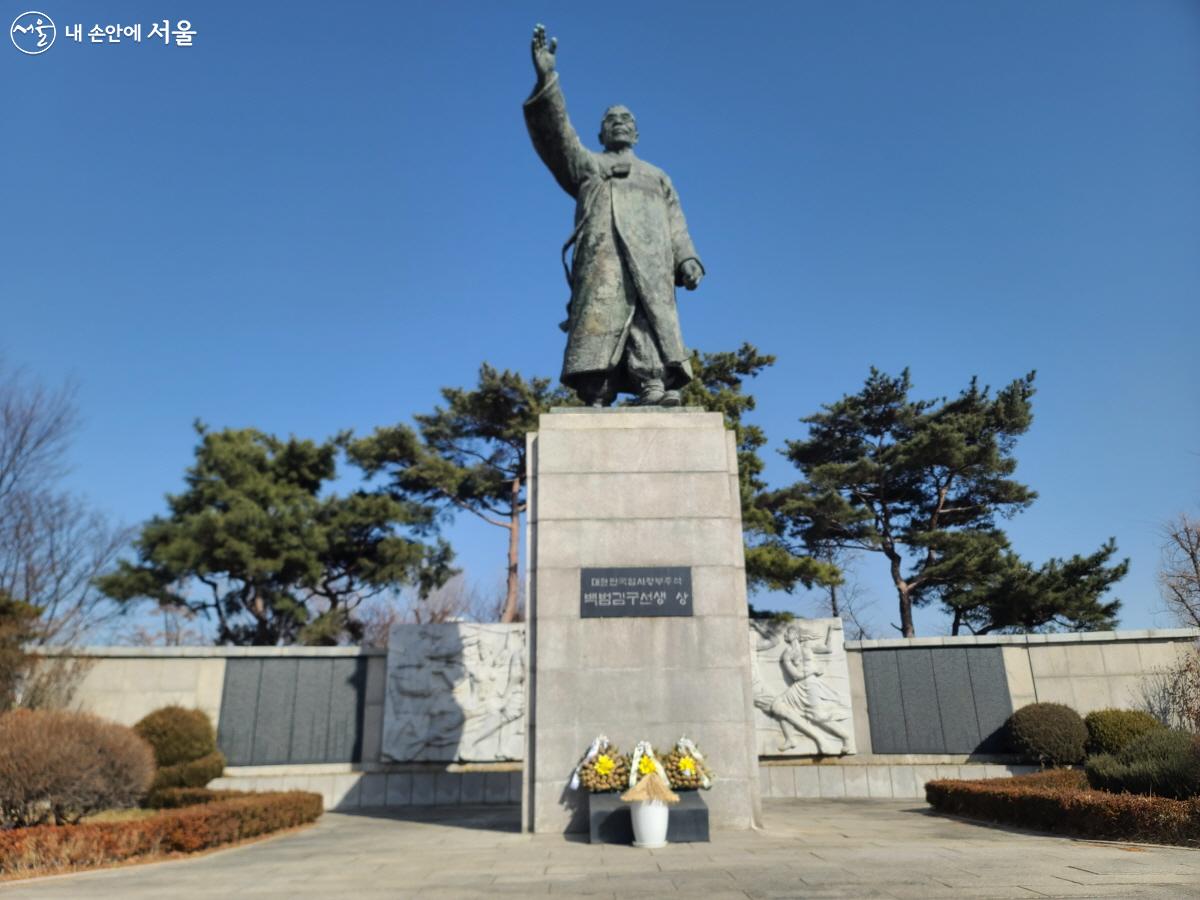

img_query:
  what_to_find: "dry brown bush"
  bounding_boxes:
[1137,643,1200,734]
[0,709,154,827]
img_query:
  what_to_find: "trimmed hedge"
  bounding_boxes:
[0,790,323,879]
[149,750,226,793]
[1083,708,1163,756]
[1007,702,1087,766]
[1085,728,1200,800]
[134,707,216,769]
[145,787,245,809]
[926,771,1200,847]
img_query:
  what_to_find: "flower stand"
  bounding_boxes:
[587,792,710,844]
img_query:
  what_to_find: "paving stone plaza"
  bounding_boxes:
[7,800,1199,899]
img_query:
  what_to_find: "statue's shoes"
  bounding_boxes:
[637,388,665,406]
[661,390,681,407]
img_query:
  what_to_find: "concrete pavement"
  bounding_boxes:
[4,799,1199,899]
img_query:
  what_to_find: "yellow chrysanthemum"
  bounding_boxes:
[638,754,657,776]
[679,756,696,774]
[595,755,615,776]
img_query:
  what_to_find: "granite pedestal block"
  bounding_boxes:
[588,791,710,844]
[522,408,762,833]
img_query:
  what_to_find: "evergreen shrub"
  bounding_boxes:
[1007,702,1087,766]
[144,787,244,809]
[149,750,226,793]
[1085,728,1200,799]
[133,706,217,768]
[1083,708,1162,756]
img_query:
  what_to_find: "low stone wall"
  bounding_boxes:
[847,629,1198,756]
[210,763,523,811]
[758,758,1037,800]
[208,757,1034,809]
[40,627,1198,810]
[39,646,387,765]
[38,646,229,727]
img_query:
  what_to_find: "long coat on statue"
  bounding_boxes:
[524,74,703,395]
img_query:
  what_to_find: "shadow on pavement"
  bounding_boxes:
[914,804,1161,846]
[334,803,521,833]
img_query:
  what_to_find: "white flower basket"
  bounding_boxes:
[630,799,669,849]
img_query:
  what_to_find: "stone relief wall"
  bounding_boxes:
[751,618,856,757]
[381,618,854,763]
[382,623,526,763]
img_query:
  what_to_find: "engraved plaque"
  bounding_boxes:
[580,566,693,618]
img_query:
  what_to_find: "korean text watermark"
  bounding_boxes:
[10,11,198,54]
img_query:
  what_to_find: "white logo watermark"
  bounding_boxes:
[9,12,197,52]
[10,11,56,54]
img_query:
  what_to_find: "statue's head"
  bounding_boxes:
[783,624,813,644]
[599,105,638,151]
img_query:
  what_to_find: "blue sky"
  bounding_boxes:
[3,1,1197,638]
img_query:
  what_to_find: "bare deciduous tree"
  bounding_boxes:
[1160,513,1200,628]
[0,366,75,507]
[357,574,508,648]
[1136,644,1200,734]
[0,363,127,646]
[122,606,208,647]
[821,576,876,641]
[0,491,130,644]
[804,548,876,640]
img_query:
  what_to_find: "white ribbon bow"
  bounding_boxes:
[569,734,609,790]
[676,735,712,789]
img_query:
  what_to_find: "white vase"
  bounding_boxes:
[630,799,669,848]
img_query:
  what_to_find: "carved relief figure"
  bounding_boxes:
[459,632,525,760]
[754,620,855,756]
[383,624,526,763]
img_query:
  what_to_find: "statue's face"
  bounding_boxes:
[599,106,638,150]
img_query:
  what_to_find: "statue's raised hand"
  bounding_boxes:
[531,24,557,84]
[679,259,704,291]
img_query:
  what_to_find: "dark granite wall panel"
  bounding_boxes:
[252,659,299,765]
[862,651,908,753]
[966,648,1013,752]
[862,646,1013,755]
[217,659,261,766]
[327,658,366,763]
[290,659,334,763]
[931,649,981,751]
[217,657,366,766]
[896,650,944,752]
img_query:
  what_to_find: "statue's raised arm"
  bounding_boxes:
[524,25,592,199]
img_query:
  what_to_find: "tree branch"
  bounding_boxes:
[439,494,508,529]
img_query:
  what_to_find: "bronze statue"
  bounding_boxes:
[524,24,705,407]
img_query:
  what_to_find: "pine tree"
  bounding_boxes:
[97,424,452,645]
[774,368,1124,636]
[682,344,834,593]
[348,366,575,623]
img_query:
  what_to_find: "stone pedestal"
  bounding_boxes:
[522,408,762,833]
